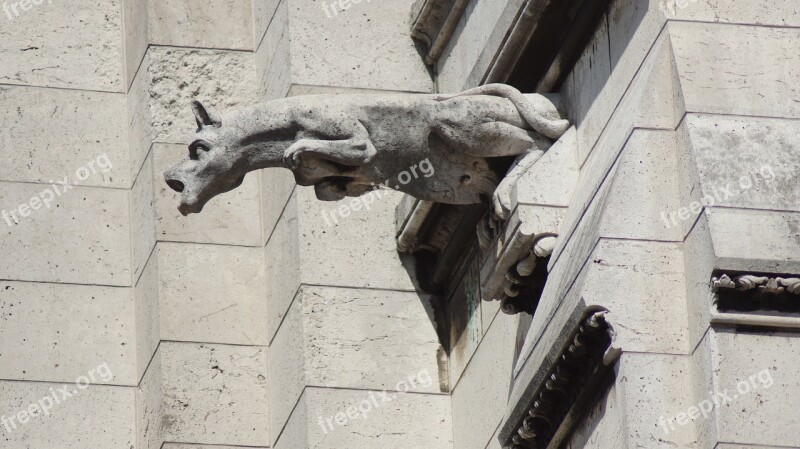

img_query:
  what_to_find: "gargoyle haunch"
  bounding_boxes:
[164,84,570,219]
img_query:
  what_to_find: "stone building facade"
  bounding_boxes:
[0,0,797,448]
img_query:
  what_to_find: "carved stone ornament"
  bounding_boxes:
[164,84,570,220]
[712,274,800,295]
[500,310,621,449]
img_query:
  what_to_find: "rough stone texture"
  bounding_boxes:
[161,342,269,446]
[149,0,259,50]
[154,143,263,247]
[269,285,443,445]
[136,351,163,449]
[0,382,136,448]
[0,183,131,286]
[706,208,800,275]
[148,48,258,144]
[157,242,268,345]
[0,86,129,188]
[451,315,519,449]
[709,329,800,448]
[0,281,136,385]
[684,114,800,213]
[0,0,125,91]
[277,387,453,449]
[670,22,800,119]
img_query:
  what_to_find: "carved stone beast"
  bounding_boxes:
[164,84,570,219]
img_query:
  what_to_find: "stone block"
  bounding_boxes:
[0,86,129,188]
[709,329,800,447]
[598,129,684,242]
[149,0,259,50]
[161,342,269,446]
[669,0,800,28]
[573,14,612,162]
[269,285,442,442]
[136,353,163,449]
[127,54,154,184]
[0,280,136,385]
[123,0,148,87]
[260,168,296,242]
[682,212,715,350]
[670,22,800,119]
[135,251,160,382]
[452,316,518,449]
[279,387,452,449]
[0,182,131,286]
[684,114,800,213]
[154,143,263,247]
[131,152,156,282]
[0,381,135,448]
[580,239,689,354]
[0,0,125,91]
[148,48,258,144]
[706,208,800,274]
[157,242,268,345]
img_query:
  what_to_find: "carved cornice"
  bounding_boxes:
[499,310,621,449]
[410,0,469,65]
[712,274,800,295]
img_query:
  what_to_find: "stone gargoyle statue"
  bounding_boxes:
[164,84,570,219]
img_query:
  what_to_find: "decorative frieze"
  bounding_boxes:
[712,274,800,295]
[499,310,620,449]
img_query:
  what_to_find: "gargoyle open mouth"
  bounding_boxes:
[314,177,353,201]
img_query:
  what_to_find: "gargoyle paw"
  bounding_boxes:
[492,184,512,221]
[283,148,304,170]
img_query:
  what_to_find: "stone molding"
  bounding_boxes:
[498,310,621,449]
[409,0,470,65]
[712,273,800,295]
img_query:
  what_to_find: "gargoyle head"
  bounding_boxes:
[164,102,248,216]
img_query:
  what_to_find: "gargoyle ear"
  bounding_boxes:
[191,101,222,130]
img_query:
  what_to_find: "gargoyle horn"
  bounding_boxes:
[191,101,222,130]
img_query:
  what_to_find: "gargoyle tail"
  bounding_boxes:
[434,84,570,140]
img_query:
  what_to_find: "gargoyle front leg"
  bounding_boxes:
[284,121,377,170]
[493,149,546,220]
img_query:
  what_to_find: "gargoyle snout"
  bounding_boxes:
[164,169,186,193]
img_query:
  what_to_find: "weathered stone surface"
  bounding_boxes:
[598,129,684,242]
[684,114,800,213]
[135,251,160,382]
[123,0,148,87]
[136,353,163,449]
[709,329,800,448]
[0,0,125,91]
[149,0,259,50]
[127,55,154,184]
[436,0,513,93]
[132,152,156,282]
[706,208,800,275]
[161,342,269,446]
[682,213,715,350]
[269,285,442,442]
[154,143,263,247]
[669,0,800,29]
[260,167,295,242]
[452,316,518,449]
[158,242,268,345]
[580,240,689,354]
[670,22,800,119]
[279,387,452,449]
[0,86,128,188]
[0,183,131,286]
[0,381,135,447]
[0,281,136,385]
[148,48,258,144]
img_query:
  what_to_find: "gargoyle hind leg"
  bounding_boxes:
[283,120,378,170]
